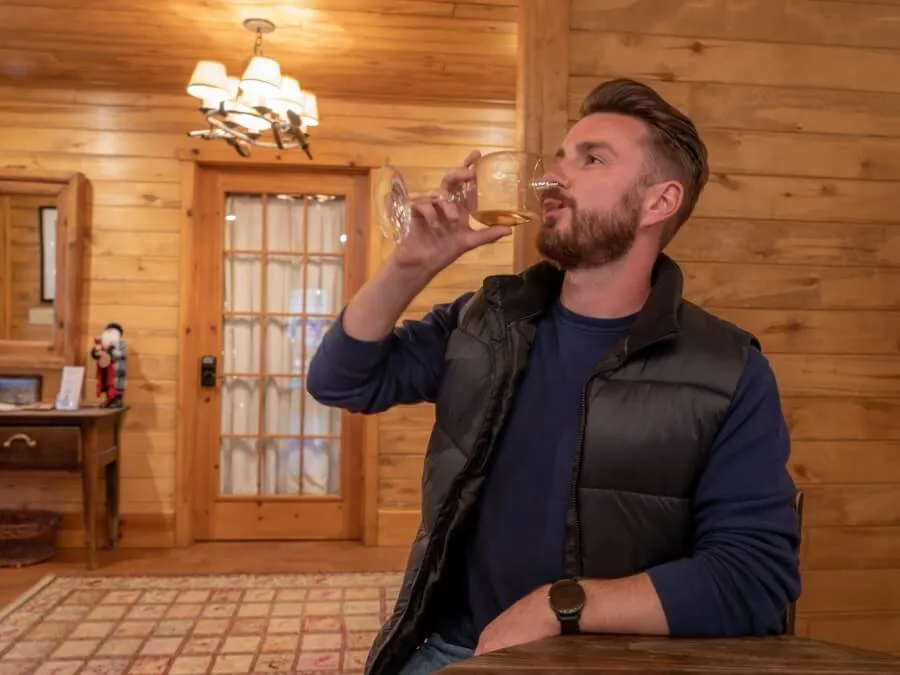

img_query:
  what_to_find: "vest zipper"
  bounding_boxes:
[568,382,589,578]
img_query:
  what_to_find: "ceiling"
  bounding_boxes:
[0,0,518,106]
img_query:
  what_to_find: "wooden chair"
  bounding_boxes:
[782,489,804,635]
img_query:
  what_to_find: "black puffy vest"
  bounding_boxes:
[365,254,758,675]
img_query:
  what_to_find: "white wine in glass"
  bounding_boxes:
[373,151,560,242]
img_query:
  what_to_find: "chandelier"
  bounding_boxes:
[185,19,319,159]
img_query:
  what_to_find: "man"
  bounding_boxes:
[307,78,801,675]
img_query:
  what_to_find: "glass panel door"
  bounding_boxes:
[219,193,346,498]
[191,168,366,542]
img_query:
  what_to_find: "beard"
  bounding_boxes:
[535,185,642,271]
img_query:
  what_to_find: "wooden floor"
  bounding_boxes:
[0,542,410,608]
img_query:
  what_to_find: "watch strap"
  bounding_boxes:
[559,614,581,635]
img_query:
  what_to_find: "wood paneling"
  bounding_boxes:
[0,84,516,549]
[513,0,900,657]
[0,0,516,106]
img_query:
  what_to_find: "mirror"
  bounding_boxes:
[0,170,89,368]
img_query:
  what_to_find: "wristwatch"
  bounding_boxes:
[547,578,586,635]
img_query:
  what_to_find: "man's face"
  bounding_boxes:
[536,113,655,270]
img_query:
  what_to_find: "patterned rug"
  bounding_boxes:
[0,572,402,675]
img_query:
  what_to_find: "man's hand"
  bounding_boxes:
[475,574,669,657]
[391,149,512,274]
[474,584,560,656]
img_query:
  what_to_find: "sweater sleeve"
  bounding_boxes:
[645,347,802,636]
[305,291,475,414]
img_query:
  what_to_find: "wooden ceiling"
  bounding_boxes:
[0,0,518,105]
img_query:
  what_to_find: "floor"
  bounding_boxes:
[0,542,410,608]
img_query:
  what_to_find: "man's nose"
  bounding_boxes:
[538,157,569,190]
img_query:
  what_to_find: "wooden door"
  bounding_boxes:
[189,166,368,541]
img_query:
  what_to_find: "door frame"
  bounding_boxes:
[174,147,381,547]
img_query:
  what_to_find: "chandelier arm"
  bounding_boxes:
[186,111,314,159]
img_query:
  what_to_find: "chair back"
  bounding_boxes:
[782,489,804,635]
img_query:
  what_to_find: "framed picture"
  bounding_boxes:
[39,205,57,303]
[0,374,42,406]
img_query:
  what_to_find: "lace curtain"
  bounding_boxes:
[219,194,344,496]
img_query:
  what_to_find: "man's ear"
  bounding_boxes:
[640,180,683,229]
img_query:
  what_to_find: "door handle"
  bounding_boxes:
[200,355,217,388]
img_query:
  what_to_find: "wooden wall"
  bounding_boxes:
[0,85,516,549]
[518,0,900,657]
[1,194,55,342]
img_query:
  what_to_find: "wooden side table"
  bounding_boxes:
[0,406,127,569]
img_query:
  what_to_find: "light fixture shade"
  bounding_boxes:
[187,60,229,100]
[271,75,305,116]
[224,76,240,103]
[227,93,271,134]
[301,92,319,127]
[240,56,282,99]
[201,75,238,109]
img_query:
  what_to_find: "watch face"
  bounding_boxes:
[549,579,585,615]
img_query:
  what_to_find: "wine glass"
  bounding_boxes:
[373,151,560,242]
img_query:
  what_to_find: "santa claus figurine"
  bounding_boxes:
[90,322,127,408]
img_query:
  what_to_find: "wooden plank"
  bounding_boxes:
[783,398,900,441]
[669,218,900,267]
[90,181,181,209]
[712,309,900,356]
[801,484,900,527]
[571,0,900,51]
[569,77,900,138]
[90,231,180,257]
[805,527,900,570]
[0,86,516,125]
[806,614,900,655]
[0,104,516,147]
[699,129,900,181]
[800,569,900,613]
[0,8,516,42]
[569,31,900,96]
[85,279,180,308]
[379,477,420,507]
[0,128,512,171]
[0,153,178,183]
[87,306,178,337]
[790,442,900,484]
[697,174,900,223]
[92,206,180,233]
[380,454,425,479]
[682,263,900,310]
[85,256,178,283]
[768,355,900,398]
[377,508,420,546]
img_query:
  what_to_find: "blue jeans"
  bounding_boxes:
[396,633,475,675]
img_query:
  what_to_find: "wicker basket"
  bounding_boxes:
[0,508,60,568]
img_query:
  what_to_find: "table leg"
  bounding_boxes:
[82,425,99,570]
[105,457,120,549]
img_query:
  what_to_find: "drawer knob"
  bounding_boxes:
[2,433,37,448]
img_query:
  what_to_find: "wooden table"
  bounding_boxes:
[0,406,127,570]
[439,635,900,673]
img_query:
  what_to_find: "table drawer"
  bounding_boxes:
[0,426,81,470]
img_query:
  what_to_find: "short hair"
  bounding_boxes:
[579,78,709,247]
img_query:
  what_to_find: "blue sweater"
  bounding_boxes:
[307,292,802,645]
